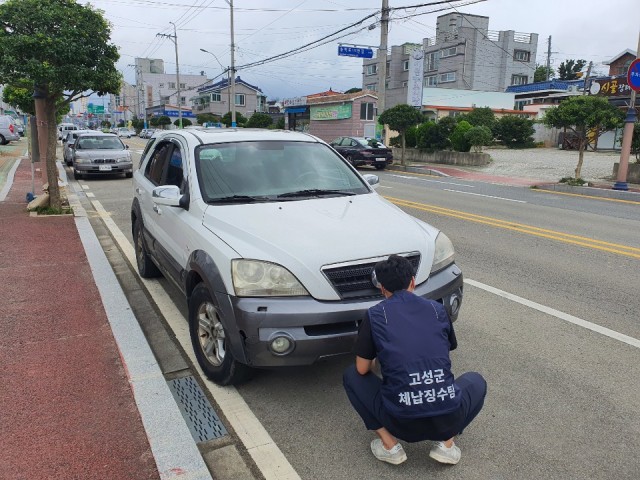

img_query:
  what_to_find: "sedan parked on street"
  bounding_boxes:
[329,136,393,170]
[71,132,133,179]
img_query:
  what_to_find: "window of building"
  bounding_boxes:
[514,50,531,62]
[425,52,438,72]
[211,92,221,102]
[161,95,171,104]
[179,83,186,89]
[366,64,377,75]
[180,96,186,104]
[386,61,391,74]
[424,75,437,86]
[448,111,463,117]
[169,82,176,89]
[403,60,410,71]
[402,81,408,87]
[235,94,245,106]
[365,83,377,91]
[618,59,632,75]
[440,46,458,58]
[511,74,529,85]
[159,83,165,88]
[439,72,456,83]
[360,102,375,120]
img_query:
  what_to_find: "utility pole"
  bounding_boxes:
[546,35,552,81]
[157,23,182,128]
[200,48,230,117]
[129,62,148,128]
[613,30,640,191]
[229,0,237,127]
[582,61,593,95]
[376,0,389,142]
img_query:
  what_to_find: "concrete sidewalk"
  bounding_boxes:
[0,157,210,479]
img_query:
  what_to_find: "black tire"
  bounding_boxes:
[0,135,7,145]
[125,172,133,179]
[73,169,83,180]
[346,155,355,167]
[134,220,161,278]
[189,283,253,386]
[375,164,386,170]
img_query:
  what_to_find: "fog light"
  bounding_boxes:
[270,336,292,354]
[450,294,461,317]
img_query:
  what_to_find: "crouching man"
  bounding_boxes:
[343,255,487,465]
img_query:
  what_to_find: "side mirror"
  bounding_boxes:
[362,174,380,190]
[125,145,129,149]
[152,185,183,207]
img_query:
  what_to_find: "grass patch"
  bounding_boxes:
[34,206,73,215]
[559,177,587,186]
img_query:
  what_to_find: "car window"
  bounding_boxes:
[165,145,185,192]
[76,136,124,150]
[195,141,369,202]
[145,143,171,186]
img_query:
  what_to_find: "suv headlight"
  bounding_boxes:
[431,232,455,274]
[232,259,309,297]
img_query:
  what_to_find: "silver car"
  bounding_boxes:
[71,132,133,179]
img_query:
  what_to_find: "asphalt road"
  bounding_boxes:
[75,137,640,480]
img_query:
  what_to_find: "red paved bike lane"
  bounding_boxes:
[0,158,159,479]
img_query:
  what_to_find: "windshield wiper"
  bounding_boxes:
[209,195,270,204]
[277,189,356,198]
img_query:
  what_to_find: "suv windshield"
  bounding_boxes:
[195,141,370,203]
[77,136,125,150]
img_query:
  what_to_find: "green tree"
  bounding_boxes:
[101,120,111,128]
[245,112,273,128]
[465,107,496,131]
[196,113,220,125]
[157,115,172,129]
[631,123,640,162]
[494,115,536,150]
[174,118,192,127]
[0,0,120,208]
[543,96,624,178]
[558,59,587,80]
[221,111,247,127]
[275,117,285,129]
[2,80,70,122]
[344,87,362,94]
[449,120,473,152]
[149,116,159,127]
[465,126,493,153]
[378,104,423,166]
[117,120,125,127]
[533,64,555,82]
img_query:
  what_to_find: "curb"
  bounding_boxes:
[533,183,640,201]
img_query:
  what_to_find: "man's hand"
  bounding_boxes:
[356,356,373,375]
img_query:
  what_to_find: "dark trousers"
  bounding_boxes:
[343,365,487,442]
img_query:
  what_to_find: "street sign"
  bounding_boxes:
[338,45,373,59]
[627,58,640,92]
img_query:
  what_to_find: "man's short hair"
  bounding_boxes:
[374,255,414,293]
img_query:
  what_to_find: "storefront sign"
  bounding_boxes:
[310,104,352,121]
[283,96,307,107]
[407,49,425,107]
[589,75,633,97]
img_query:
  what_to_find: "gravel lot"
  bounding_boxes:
[473,147,623,183]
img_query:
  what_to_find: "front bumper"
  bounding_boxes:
[353,156,393,167]
[75,162,133,175]
[228,263,463,367]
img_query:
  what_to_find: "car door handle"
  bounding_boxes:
[153,204,161,214]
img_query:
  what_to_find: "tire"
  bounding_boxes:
[73,169,83,180]
[189,283,253,386]
[134,220,161,278]
[346,155,355,166]
[375,164,386,170]
[0,135,6,145]
[125,172,133,179]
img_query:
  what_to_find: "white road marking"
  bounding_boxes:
[86,192,95,198]
[465,278,640,350]
[444,189,527,203]
[81,184,90,190]
[91,199,301,480]
[377,185,392,189]
[389,174,475,188]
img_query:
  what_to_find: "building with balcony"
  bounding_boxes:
[191,76,266,119]
[362,12,538,110]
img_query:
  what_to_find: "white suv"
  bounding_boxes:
[131,128,463,385]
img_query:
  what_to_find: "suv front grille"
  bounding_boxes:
[323,254,421,299]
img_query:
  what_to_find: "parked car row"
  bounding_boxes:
[139,129,156,139]
[63,130,133,179]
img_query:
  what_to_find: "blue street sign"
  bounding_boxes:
[627,58,640,92]
[338,45,374,59]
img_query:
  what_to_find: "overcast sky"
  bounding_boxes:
[85,0,639,100]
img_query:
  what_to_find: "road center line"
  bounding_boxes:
[465,278,640,350]
[90,199,301,480]
[444,189,526,203]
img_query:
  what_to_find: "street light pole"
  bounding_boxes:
[227,0,237,127]
[157,24,182,128]
[199,48,230,116]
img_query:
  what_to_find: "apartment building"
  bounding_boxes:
[362,13,538,109]
[191,76,266,118]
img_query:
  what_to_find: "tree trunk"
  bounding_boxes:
[45,97,61,209]
[401,134,406,167]
[575,133,585,179]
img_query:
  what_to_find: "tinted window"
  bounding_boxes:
[195,141,369,202]
[166,146,185,191]
[145,143,171,185]
[76,136,124,150]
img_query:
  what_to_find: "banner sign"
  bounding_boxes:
[283,96,307,107]
[338,45,374,59]
[589,75,633,97]
[310,104,352,121]
[407,49,425,107]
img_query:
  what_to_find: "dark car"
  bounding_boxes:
[329,136,393,170]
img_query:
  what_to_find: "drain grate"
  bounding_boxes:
[167,376,228,442]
